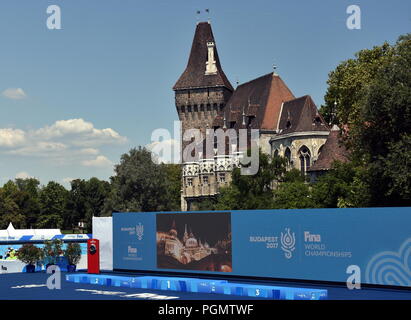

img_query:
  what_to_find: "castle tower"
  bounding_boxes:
[174,22,233,211]
[173,22,234,159]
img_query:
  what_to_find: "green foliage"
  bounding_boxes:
[379,134,411,204]
[37,181,68,229]
[43,239,64,265]
[0,181,26,229]
[162,163,182,211]
[321,33,411,206]
[207,151,288,210]
[66,178,111,232]
[16,244,43,266]
[64,243,82,265]
[321,41,394,127]
[311,162,370,208]
[0,148,179,229]
[272,181,315,209]
[104,147,180,213]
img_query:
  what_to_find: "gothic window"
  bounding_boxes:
[286,120,292,129]
[200,104,204,112]
[203,176,209,185]
[187,177,193,186]
[181,106,185,113]
[273,149,279,158]
[299,146,311,174]
[284,147,291,166]
[219,173,226,183]
[187,105,192,113]
[206,104,211,112]
[247,116,254,127]
[188,90,191,99]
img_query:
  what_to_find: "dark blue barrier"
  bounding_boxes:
[113,208,411,288]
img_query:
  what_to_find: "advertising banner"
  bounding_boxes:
[113,208,411,287]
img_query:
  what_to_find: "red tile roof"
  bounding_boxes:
[213,73,295,131]
[308,125,349,172]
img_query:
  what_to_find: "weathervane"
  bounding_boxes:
[196,10,201,23]
[273,63,278,76]
[196,9,211,23]
[205,8,210,23]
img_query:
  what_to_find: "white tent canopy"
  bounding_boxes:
[1,223,62,238]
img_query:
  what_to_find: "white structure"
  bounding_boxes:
[92,216,113,271]
[0,223,61,239]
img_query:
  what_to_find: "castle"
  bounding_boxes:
[157,221,217,264]
[174,22,342,211]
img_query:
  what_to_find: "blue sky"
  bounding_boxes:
[0,0,410,188]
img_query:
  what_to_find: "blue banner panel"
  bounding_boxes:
[113,208,411,287]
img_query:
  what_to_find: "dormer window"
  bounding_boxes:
[313,116,322,125]
[205,41,218,75]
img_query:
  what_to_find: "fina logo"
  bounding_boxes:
[281,228,296,259]
[136,223,144,241]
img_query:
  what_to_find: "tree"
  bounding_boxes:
[66,178,111,232]
[83,178,111,231]
[162,163,182,211]
[379,134,411,205]
[14,178,41,228]
[320,33,411,206]
[272,181,315,209]
[104,147,178,213]
[210,151,288,210]
[0,181,26,228]
[320,41,394,127]
[65,179,87,230]
[38,181,68,228]
[311,162,370,208]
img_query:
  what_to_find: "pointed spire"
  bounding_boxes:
[173,22,233,91]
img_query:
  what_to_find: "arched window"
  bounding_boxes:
[284,147,291,167]
[299,146,311,174]
[273,149,279,158]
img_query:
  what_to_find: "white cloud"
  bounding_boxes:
[2,88,27,100]
[0,119,126,170]
[81,155,113,168]
[15,171,32,179]
[34,118,127,147]
[0,128,26,147]
[78,148,99,155]
[8,141,67,156]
